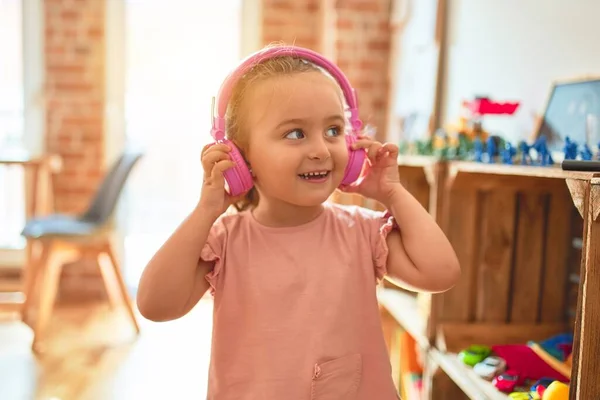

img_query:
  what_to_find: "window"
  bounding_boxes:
[0,0,25,249]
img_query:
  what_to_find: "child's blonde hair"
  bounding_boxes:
[226,45,342,212]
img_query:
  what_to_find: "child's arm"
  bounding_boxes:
[382,185,460,292]
[136,204,217,322]
[136,142,236,322]
[346,137,460,292]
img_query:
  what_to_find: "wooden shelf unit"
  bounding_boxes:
[374,156,600,400]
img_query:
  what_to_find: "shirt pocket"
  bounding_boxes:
[311,353,362,400]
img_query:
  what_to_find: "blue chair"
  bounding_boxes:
[20,148,143,351]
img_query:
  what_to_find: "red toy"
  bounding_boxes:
[491,344,570,382]
[492,369,525,393]
[462,97,520,116]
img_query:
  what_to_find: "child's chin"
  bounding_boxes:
[293,191,335,206]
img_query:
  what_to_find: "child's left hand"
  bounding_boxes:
[340,135,402,204]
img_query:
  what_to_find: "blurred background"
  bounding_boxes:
[1,0,599,399]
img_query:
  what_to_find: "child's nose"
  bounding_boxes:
[307,136,331,160]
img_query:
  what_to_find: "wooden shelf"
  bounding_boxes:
[448,161,598,180]
[429,349,509,400]
[397,154,440,168]
[376,287,428,350]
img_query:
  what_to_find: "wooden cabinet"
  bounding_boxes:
[370,156,600,400]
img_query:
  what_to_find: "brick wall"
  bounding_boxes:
[261,0,392,141]
[45,0,108,301]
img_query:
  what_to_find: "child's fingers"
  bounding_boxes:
[201,143,231,159]
[207,160,236,186]
[202,150,231,170]
[382,143,399,157]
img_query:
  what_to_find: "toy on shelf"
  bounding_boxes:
[473,355,507,380]
[531,377,556,398]
[527,333,573,379]
[463,97,521,116]
[493,369,526,393]
[541,381,569,400]
[458,344,491,367]
[508,391,535,399]
[502,142,517,164]
[491,344,570,382]
[473,137,484,162]
[518,141,533,165]
[562,137,578,160]
[579,143,593,160]
[532,136,554,166]
[486,137,498,163]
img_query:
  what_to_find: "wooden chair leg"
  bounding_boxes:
[97,249,124,310]
[21,240,49,326]
[100,241,140,334]
[31,241,64,352]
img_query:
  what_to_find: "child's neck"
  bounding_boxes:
[251,198,325,228]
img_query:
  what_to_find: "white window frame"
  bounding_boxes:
[0,0,45,268]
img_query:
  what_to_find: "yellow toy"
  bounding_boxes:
[542,381,569,400]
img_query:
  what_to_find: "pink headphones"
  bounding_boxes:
[210,45,367,196]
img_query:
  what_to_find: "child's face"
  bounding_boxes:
[243,71,349,207]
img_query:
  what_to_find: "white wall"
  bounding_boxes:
[442,0,600,142]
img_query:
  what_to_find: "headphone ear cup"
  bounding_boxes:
[340,134,366,186]
[220,139,254,196]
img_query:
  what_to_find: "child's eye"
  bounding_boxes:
[326,126,342,137]
[285,129,305,140]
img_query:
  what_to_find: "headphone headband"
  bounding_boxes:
[210,45,362,141]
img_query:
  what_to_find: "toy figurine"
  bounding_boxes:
[579,144,593,161]
[473,137,484,162]
[533,136,554,166]
[518,140,532,165]
[457,133,472,159]
[501,142,517,164]
[563,137,578,160]
[486,137,497,163]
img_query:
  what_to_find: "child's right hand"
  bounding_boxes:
[199,143,242,217]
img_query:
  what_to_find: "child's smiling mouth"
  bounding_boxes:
[298,170,331,182]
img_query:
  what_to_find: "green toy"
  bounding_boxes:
[458,345,492,367]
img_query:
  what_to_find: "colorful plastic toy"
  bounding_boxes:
[493,369,525,393]
[458,345,491,366]
[541,381,569,399]
[563,137,578,160]
[473,137,484,162]
[502,142,517,164]
[531,377,556,397]
[518,141,532,165]
[486,136,497,163]
[579,144,593,161]
[473,355,506,380]
[533,136,554,166]
[492,344,570,382]
[509,392,535,400]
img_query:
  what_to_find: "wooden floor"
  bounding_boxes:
[0,297,214,400]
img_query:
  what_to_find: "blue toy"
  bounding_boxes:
[563,136,578,160]
[518,140,532,165]
[473,137,483,162]
[501,142,517,164]
[486,137,497,163]
[580,144,593,161]
[533,136,554,166]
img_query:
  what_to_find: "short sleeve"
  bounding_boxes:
[200,216,228,295]
[346,205,398,282]
[370,210,398,281]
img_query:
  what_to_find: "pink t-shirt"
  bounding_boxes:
[201,202,400,400]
